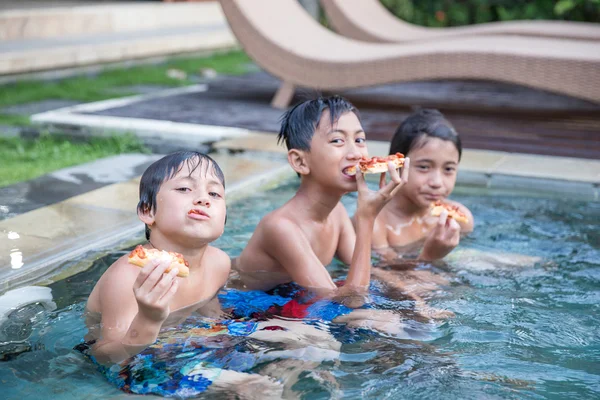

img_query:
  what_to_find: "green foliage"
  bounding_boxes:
[0,133,150,187]
[379,0,600,27]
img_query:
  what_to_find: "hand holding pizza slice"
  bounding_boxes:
[128,245,190,277]
[430,201,469,224]
[345,153,405,176]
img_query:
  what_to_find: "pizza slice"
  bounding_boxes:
[345,152,405,176]
[430,201,469,224]
[128,245,190,277]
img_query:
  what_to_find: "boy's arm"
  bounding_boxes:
[342,209,391,264]
[336,205,357,265]
[419,201,474,261]
[90,258,179,364]
[344,162,409,288]
[418,210,460,261]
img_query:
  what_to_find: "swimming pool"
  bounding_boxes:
[1,180,598,399]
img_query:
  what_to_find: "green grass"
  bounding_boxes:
[0,114,31,126]
[0,50,251,186]
[0,133,150,187]
[0,50,251,108]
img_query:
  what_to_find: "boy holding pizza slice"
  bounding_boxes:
[371,109,474,263]
[231,96,430,330]
[85,151,232,364]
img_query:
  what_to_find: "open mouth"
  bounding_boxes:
[342,166,357,177]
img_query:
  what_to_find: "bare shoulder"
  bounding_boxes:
[105,253,141,281]
[88,254,139,313]
[204,246,231,285]
[446,199,474,231]
[259,209,299,238]
[205,246,231,269]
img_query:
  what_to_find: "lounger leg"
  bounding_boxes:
[271,82,296,109]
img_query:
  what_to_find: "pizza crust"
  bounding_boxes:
[430,201,469,224]
[346,153,405,176]
[127,245,190,277]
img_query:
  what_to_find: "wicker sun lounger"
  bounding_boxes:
[321,0,600,43]
[219,0,600,108]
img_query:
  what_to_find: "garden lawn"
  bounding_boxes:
[0,134,149,187]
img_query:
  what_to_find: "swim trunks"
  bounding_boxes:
[76,319,261,397]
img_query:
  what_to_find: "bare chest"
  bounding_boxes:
[302,221,339,265]
[385,214,435,247]
[169,277,214,313]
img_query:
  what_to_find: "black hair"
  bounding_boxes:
[389,109,462,161]
[277,95,360,151]
[137,151,225,240]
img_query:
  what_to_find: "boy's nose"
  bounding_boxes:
[195,197,211,208]
[428,171,443,188]
[346,144,363,160]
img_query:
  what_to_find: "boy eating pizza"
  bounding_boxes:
[234,96,408,305]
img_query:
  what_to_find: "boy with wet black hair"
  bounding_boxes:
[86,151,231,364]
[372,108,473,261]
[234,95,409,296]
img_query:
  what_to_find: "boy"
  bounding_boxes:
[85,151,231,364]
[371,109,473,263]
[234,96,408,297]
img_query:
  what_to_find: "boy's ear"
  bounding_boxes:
[288,149,310,176]
[138,205,155,226]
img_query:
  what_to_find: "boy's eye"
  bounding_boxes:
[355,137,366,144]
[445,167,457,173]
[330,138,344,144]
[209,192,222,198]
[176,187,191,192]
[416,165,429,171]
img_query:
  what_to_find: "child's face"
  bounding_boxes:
[150,160,226,245]
[305,110,368,192]
[400,137,460,208]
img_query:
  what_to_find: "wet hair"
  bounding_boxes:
[137,151,225,240]
[277,95,360,151]
[389,109,462,161]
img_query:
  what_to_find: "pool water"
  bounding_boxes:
[1,181,598,399]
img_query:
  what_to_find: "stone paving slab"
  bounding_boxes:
[0,151,290,293]
[0,154,163,221]
[494,153,600,184]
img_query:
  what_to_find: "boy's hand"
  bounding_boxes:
[132,259,179,323]
[355,158,410,220]
[419,210,461,261]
